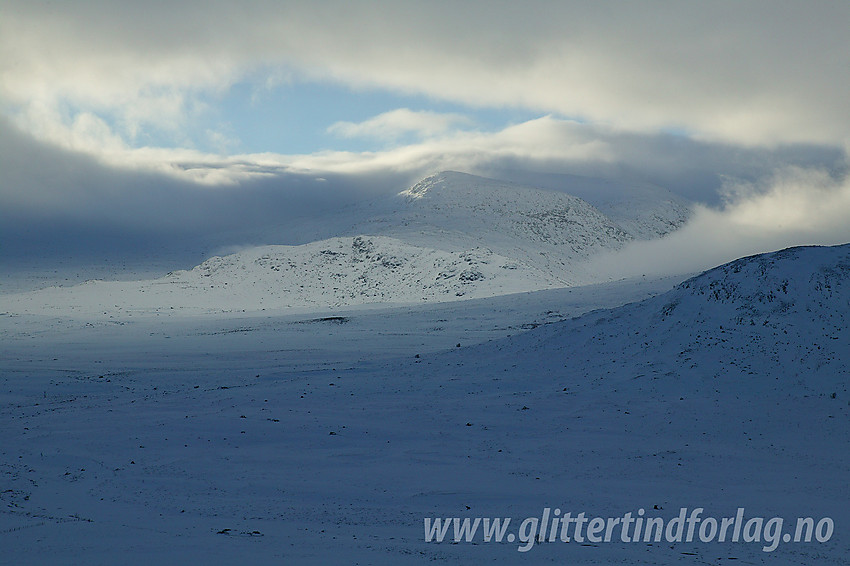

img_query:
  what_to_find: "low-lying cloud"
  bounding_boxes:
[587,167,850,280]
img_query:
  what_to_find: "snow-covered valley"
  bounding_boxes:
[2,239,848,564]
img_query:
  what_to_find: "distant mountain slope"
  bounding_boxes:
[169,235,560,307]
[5,236,562,316]
[569,178,692,240]
[391,171,631,253]
[345,171,642,284]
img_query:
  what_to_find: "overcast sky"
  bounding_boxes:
[2,1,849,278]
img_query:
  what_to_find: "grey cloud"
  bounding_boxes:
[4,112,846,263]
[3,2,850,146]
[477,129,847,205]
[0,118,413,274]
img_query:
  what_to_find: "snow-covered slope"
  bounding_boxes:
[3,244,848,564]
[482,243,850,400]
[559,175,692,239]
[4,236,563,316]
[400,242,848,562]
[171,235,560,307]
[367,171,631,249]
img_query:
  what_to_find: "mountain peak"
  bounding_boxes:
[399,171,492,200]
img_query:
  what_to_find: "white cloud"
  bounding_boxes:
[307,117,612,174]
[0,114,612,187]
[14,100,129,155]
[7,109,841,208]
[327,109,472,141]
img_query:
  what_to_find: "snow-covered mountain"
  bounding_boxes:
[341,171,690,283]
[3,171,694,313]
[352,171,631,253]
[165,235,561,308]
[556,175,692,240]
[482,243,850,400]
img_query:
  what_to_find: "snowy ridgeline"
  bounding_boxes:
[2,171,692,314]
[172,235,559,306]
